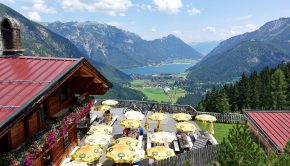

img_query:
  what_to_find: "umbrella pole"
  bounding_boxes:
[157,120,161,132]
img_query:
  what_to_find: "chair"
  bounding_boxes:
[110,115,118,126]
[173,140,180,153]
[137,135,143,149]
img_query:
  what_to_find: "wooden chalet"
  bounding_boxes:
[0,17,112,165]
[244,110,290,156]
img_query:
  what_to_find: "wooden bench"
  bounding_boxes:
[69,146,80,156]
[209,134,218,145]
[90,114,98,124]
[186,136,193,149]
[110,115,118,126]
[173,140,180,152]
[147,132,152,149]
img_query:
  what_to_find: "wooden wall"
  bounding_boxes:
[247,121,277,156]
[32,125,78,166]
[9,122,25,150]
[47,86,74,117]
[26,111,39,137]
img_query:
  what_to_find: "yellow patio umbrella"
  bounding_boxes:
[173,113,192,121]
[88,124,113,135]
[71,144,103,163]
[102,100,118,106]
[148,112,168,132]
[148,112,168,121]
[195,114,217,134]
[195,114,217,122]
[62,161,88,166]
[113,137,139,146]
[147,146,175,161]
[84,132,111,147]
[94,105,111,111]
[106,144,136,163]
[120,119,141,129]
[175,122,197,132]
[149,132,175,144]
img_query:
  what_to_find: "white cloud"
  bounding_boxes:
[245,24,257,31]
[236,15,252,20]
[187,7,201,16]
[22,0,57,14]
[151,28,157,32]
[204,26,216,33]
[62,0,133,16]
[153,0,183,14]
[4,0,15,3]
[27,11,41,21]
[172,30,181,35]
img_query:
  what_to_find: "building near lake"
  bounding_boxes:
[0,17,111,165]
[244,110,290,156]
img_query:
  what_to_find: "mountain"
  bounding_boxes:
[187,17,290,82]
[0,3,129,83]
[190,40,221,55]
[46,22,203,68]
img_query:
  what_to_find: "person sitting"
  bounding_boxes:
[139,127,144,136]
[123,128,130,137]
[102,110,112,124]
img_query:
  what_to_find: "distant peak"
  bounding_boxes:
[258,17,290,32]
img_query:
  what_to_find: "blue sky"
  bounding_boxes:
[2,0,290,43]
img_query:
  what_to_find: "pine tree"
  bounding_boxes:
[217,124,268,165]
[271,69,287,109]
[260,67,272,110]
[215,90,230,113]
[237,73,251,110]
[249,71,261,109]
[197,102,205,112]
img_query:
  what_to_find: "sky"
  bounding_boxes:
[1,0,290,43]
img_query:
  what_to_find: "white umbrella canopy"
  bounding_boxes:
[62,161,88,166]
[133,148,145,163]
[125,111,145,120]
[149,132,176,144]
[102,100,119,106]
[84,132,111,147]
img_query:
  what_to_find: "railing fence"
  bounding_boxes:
[96,99,246,123]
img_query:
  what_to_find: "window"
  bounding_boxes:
[60,87,68,101]
[43,151,52,166]
[64,131,70,148]
[39,103,48,126]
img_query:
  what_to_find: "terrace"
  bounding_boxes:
[61,99,245,166]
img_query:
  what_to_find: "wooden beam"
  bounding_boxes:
[70,76,94,89]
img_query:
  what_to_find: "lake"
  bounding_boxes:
[121,63,194,75]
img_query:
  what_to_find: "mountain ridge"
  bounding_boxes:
[186,17,290,82]
[46,21,203,68]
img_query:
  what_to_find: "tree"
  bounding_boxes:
[259,67,272,110]
[237,73,251,110]
[217,124,268,166]
[271,69,287,109]
[215,90,230,113]
[249,71,261,109]
[271,140,290,166]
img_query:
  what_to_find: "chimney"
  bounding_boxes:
[1,17,23,57]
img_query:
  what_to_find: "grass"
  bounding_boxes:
[168,88,186,103]
[130,79,187,103]
[133,87,170,103]
[196,121,235,143]
[130,80,144,88]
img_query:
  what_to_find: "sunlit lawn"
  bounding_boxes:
[168,88,186,103]
[130,79,144,87]
[196,121,235,143]
[132,87,169,103]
